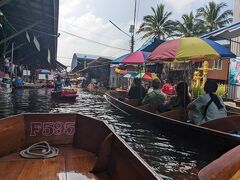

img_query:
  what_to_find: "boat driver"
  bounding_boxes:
[54,75,63,92]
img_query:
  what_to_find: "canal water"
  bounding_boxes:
[0,88,215,179]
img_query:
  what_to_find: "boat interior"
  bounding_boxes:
[0,113,159,180]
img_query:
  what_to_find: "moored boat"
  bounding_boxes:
[104,91,240,154]
[0,113,160,179]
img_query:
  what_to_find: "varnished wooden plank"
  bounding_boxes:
[0,115,25,157]
[0,160,25,180]
[18,160,44,180]
[66,156,96,173]
[59,146,96,158]
[39,156,66,180]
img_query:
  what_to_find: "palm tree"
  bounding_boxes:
[137,4,175,40]
[197,1,233,32]
[175,12,205,37]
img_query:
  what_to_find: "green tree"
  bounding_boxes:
[175,12,205,37]
[197,1,232,32]
[137,4,175,40]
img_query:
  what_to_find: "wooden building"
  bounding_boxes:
[0,0,59,71]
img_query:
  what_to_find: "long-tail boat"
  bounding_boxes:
[51,88,78,101]
[198,145,240,180]
[104,91,240,154]
[0,113,160,179]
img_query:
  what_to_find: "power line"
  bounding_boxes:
[109,20,131,37]
[59,29,130,52]
[8,21,130,52]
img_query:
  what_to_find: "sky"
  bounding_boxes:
[57,0,233,66]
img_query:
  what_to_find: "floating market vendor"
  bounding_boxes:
[54,76,63,92]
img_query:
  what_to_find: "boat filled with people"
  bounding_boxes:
[104,88,240,151]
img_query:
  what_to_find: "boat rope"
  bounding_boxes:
[20,141,59,159]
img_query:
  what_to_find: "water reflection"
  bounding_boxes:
[0,88,211,179]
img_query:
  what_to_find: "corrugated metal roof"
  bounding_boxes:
[201,22,240,41]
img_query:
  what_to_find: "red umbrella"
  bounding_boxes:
[121,51,150,65]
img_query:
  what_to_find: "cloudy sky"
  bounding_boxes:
[57,0,233,66]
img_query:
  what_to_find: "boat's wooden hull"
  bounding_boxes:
[51,91,78,101]
[104,92,240,155]
[0,113,160,180]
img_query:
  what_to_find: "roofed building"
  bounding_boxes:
[71,53,113,73]
[0,0,59,71]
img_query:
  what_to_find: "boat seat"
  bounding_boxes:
[124,99,139,107]
[201,115,240,132]
[160,108,187,122]
[91,133,113,173]
[138,104,155,113]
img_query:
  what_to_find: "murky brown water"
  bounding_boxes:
[0,88,214,179]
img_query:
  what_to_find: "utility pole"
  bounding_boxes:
[129,0,137,53]
[109,0,137,53]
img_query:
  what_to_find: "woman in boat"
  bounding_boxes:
[165,82,191,110]
[127,78,147,100]
[187,80,227,125]
[142,78,167,113]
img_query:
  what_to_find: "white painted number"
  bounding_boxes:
[30,122,75,136]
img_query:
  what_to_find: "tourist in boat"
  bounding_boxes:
[54,75,63,92]
[14,76,24,87]
[161,79,176,96]
[127,78,147,100]
[187,80,227,125]
[142,78,167,112]
[64,77,71,87]
[165,82,191,110]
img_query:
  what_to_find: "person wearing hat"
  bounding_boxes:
[54,75,63,92]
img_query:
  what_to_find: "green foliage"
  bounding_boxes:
[197,1,233,32]
[174,12,205,37]
[137,4,175,40]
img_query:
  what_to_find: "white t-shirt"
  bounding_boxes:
[188,94,227,125]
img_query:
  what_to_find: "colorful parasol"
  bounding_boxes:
[148,37,236,62]
[121,51,151,65]
[114,67,128,75]
[135,72,158,81]
[123,72,137,79]
[112,54,129,64]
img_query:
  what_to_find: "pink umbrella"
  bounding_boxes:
[121,51,150,65]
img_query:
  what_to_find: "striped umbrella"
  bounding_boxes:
[148,37,236,62]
